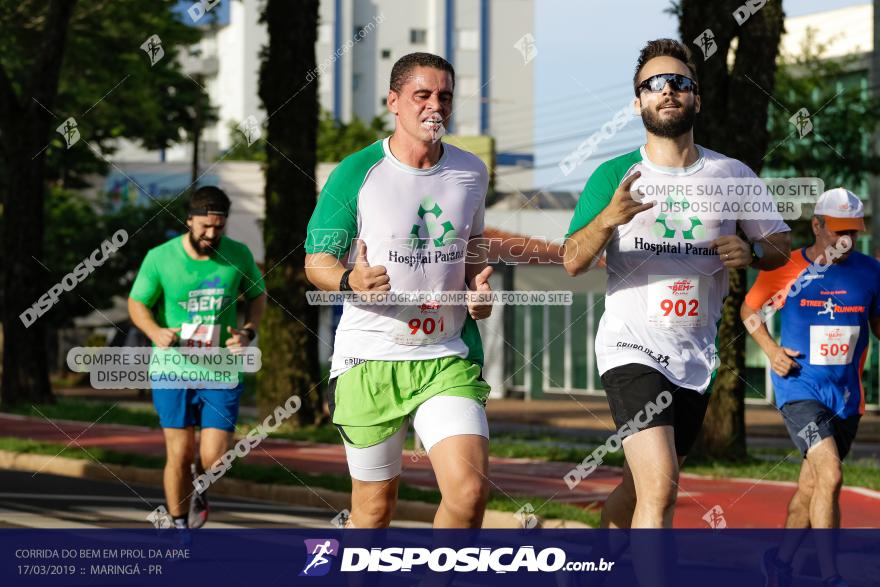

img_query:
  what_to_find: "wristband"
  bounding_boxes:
[339,269,353,292]
[241,327,256,342]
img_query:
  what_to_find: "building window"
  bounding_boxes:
[381,49,392,59]
[353,73,361,92]
[410,29,427,45]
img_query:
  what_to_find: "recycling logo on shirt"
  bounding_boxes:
[407,197,458,249]
[653,195,706,241]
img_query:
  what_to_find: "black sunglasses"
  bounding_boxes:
[636,73,698,96]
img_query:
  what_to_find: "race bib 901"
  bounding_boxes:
[809,325,859,366]
[647,275,705,328]
[391,302,454,345]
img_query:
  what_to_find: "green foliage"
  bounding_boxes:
[317,110,388,162]
[0,0,216,187]
[15,189,188,329]
[222,119,266,161]
[765,29,880,190]
[223,111,389,163]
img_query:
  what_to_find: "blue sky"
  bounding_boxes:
[528,0,870,191]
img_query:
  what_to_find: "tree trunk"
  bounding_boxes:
[871,0,880,259]
[256,0,323,426]
[679,0,785,458]
[0,0,77,407]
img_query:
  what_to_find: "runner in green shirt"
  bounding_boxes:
[128,186,266,529]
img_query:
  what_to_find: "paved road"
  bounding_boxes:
[0,470,429,529]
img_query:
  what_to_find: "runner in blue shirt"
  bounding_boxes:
[742,188,880,587]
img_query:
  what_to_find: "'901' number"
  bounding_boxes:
[408,317,444,335]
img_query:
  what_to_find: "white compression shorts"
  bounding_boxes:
[342,395,489,482]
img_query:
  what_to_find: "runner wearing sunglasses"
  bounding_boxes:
[564,39,790,529]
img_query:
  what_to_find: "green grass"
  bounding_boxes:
[0,436,166,469]
[684,454,880,490]
[7,400,161,428]
[253,424,342,445]
[0,436,596,525]
[486,496,601,527]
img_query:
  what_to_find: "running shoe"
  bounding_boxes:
[188,462,209,529]
[761,548,792,587]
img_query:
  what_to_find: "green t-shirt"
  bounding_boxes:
[130,235,265,349]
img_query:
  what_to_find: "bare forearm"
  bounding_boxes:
[466,236,488,286]
[128,298,161,339]
[305,253,347,291]
[741,303,780,356]
[243,293,267,330]
[753,232,791,270]
[563,214,613,277]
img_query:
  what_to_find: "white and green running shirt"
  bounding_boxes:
[306,138,488,378]
[567,146,790,392]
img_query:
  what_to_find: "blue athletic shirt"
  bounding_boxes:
[745,248,880,417]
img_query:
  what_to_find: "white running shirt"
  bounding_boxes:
[306,138,489,378]
[567,146,790,391]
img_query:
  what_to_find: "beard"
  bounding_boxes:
[641,99,696,139]
[189,231,218,255]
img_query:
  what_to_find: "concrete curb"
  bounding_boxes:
[0,450,590,529]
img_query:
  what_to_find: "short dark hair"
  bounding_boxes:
[633,39,699,95]
[188,185,230,217]
[390,52,455,93]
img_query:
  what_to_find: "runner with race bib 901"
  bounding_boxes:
[563,39,791,529]
[743,188,880,587]
[305,52,494,529]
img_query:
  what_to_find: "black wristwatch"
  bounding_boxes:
[241,327,256,342]
[339,269,353,292]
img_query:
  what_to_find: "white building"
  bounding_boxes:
[315,0,536,192]
[114,0,536,190]
[780,3,871,61]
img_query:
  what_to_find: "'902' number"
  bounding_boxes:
[660,299,699,317]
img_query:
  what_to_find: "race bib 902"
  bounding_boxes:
[647,275,705,328]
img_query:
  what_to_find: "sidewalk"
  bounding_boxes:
[2,412,879,528]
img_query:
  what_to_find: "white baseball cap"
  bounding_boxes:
[814,187,865,232]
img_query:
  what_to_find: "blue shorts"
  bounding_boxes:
[152,385,244,431]
[780,400,860,460]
